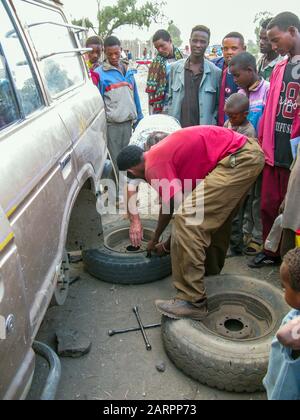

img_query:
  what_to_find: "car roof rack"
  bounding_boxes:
[37,48,92,61]
[6,20,89,38]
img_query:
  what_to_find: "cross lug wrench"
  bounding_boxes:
[133,306,152,351]
[108,323,161,337]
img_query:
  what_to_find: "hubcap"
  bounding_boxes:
[193,292,276,341]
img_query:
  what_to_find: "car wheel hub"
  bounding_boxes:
[193,292,276,341]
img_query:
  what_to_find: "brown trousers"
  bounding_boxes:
[171,138,265,303]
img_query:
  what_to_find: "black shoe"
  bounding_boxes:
[248,252,281,269]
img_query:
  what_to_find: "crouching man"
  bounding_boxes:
[117,126,265,321]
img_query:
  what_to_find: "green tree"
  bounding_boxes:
[72,17,96,33]
[167,21,183,48]
[254,11,273,42]
[73,0,166,39]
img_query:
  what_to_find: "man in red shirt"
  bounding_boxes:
[117,126,265,320]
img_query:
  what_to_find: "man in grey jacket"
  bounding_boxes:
[96,36,143,178]
[167,25,221,127]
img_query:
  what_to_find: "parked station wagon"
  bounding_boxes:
[0,0,107,399]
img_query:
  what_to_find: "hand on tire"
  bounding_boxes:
[130,220,143,248]
[155,242,171,257]
[147,239,159,257]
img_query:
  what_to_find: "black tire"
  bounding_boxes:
[162,275,289,393]
[83,219,172,285]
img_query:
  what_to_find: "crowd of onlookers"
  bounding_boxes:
[84,11,300,400]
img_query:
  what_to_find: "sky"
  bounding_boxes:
[63,0,300,45]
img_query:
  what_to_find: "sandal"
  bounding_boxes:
[244,241,263,256]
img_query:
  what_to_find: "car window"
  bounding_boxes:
[0,54,20,130]
[14,0,84,98]
[0,2,43,117]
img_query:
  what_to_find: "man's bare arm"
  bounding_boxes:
[127,186,143,247]
[147,198,174,254]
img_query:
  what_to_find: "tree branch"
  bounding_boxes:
[97,0,166,39]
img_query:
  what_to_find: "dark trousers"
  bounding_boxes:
[281,229,296,258]
[261,165,290,257]
[230,197,249,253]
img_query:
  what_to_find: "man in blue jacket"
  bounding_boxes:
[167,25,221,127]
[96,36,143,176]
[213,32,246,126]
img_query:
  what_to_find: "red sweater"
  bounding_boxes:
[259,59,300,166]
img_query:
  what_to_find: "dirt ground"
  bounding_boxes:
[27,238,280,401]
[27,68,282,401]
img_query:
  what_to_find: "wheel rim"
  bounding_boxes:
[104,227,154,254]
[193,292,277,341]
[54,252,70,306]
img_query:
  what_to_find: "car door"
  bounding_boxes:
[0,205,33,400]
[0,42,32,400]
[0,0,77,338]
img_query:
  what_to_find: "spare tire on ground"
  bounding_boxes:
[83,219,172,285]
[162,275,289,393]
